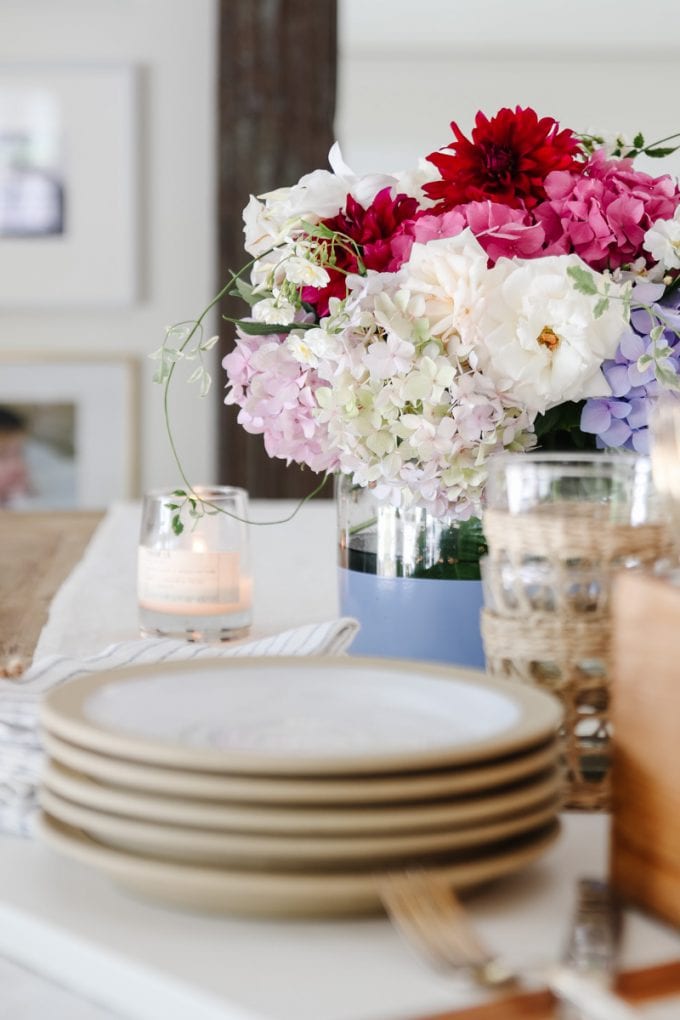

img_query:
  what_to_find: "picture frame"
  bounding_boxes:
[0,63,138,306]
[0,353,137,509]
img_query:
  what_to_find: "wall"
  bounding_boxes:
[337,0,680,180]
[0,0,218,498]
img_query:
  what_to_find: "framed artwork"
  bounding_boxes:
[0,64,138,306]
[0,354,137,509]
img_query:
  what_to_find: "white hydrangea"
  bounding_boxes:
[286,326,338,368]
[471,255,629,413]
[313,270,535,519]
[644,208,680,271]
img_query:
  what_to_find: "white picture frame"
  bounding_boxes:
[0,354,137,508]
[0,63,138,306]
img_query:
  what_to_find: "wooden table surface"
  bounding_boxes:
[0,511,102,675]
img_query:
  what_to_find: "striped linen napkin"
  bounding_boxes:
[0,618,359,838]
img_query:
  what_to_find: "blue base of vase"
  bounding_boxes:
[338,566,486,669]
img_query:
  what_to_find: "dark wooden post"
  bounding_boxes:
[217,0,338,497]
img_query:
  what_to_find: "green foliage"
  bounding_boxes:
[566,265,598,296]
[412,517,487,581]
[229,277,260,305]
[593,297,609,319]
[534,401,597,452]
[578,128,680,160]
[228,318,316,336]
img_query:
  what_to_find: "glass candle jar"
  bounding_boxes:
[138,486,252,641]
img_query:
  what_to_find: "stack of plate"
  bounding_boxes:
[39,656,564,917]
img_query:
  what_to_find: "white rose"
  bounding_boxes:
[473,255,629,414]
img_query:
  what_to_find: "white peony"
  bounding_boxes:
[472,255,629,414]
[398,230,490,355]
[644,209,680,272]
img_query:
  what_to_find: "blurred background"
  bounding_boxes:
[0,0,678,507]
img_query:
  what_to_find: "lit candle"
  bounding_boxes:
[138,485,252,641]
[138,543,252,616]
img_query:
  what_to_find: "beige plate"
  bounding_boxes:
[42,729,560,805]
[40,657,562,776]
[38,812,561,918]
[40,785,561,868]
[42,759,563,836]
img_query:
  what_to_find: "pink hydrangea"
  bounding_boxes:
[388,201,545,267]
[223,331,339,473]
[535,150,680,270]
[457,202,545,261]
[388,209,465,267]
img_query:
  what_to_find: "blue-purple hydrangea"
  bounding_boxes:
[581,282,680,454]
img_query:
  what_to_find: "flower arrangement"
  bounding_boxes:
[155,107,680,524]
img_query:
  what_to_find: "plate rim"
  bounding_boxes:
[41,728,560,804]
[37,811,561,916]
[42,758,563,835]
[40,656,563,776]
[40,784,561,865]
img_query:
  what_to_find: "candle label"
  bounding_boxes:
[138,547,240,609]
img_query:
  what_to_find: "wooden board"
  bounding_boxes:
[410,959,680,1019]
[0,510,102,674]
[610,571,680,930]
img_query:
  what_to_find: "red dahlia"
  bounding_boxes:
[424,106,585,210]
[301,188,419,317]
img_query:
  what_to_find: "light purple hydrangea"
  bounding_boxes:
[581,283,680,454]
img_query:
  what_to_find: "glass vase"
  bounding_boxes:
[336,475,486,667]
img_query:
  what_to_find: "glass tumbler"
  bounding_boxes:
[481,451,669,810]
[138,486,252,641]
[484,451,666,567]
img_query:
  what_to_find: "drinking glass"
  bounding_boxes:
[481,452,669,810]
[138,486,252,641]
[484,452,665,568]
